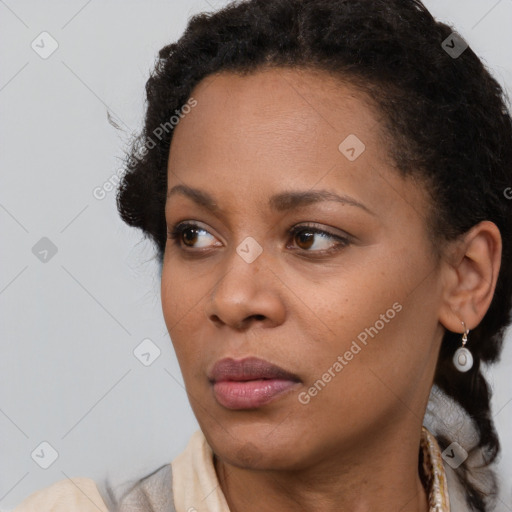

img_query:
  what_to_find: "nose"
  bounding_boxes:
[203,248,286,331]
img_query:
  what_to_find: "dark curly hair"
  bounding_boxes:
[114,0,512,510]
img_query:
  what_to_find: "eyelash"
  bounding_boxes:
[166,221,351,256]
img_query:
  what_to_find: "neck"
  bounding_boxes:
[214,424,429,512]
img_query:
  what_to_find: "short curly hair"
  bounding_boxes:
[115,1,512,509]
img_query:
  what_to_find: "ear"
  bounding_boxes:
[438,220,502,333]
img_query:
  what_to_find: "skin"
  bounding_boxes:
[160,67,502,512]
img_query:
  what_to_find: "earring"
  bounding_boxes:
[453,321,473,372]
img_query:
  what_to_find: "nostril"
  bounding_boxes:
[235,314,266,329]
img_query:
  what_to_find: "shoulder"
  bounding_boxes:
[12,477,109,512]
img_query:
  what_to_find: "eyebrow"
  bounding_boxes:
[166,184,374,215]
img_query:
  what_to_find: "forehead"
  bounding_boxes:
[171,66,380,153]
[166,67,428,224]
[168,67,383,177]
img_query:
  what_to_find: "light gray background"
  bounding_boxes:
[1,0,511,510]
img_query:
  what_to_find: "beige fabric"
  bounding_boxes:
[171,430,230,512]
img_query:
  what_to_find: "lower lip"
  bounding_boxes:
[212,379,299,409]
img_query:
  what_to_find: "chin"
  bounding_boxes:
[206,425,311,471]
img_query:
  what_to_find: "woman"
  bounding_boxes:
[13,0,512,511]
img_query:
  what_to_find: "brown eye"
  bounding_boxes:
[167,222,217,249]
[294,230,315,250]
[288,225,350,254]
[181,226,199,246]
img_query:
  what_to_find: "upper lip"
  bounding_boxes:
[208,357,301,383]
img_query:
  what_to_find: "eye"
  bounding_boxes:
[167,222,220,250]
[167,221,351,255]
[287,224,350,254]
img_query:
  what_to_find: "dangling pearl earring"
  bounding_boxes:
[453,321,473,372]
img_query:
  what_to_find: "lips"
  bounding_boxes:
[209,357,301,383]
[208,357,301,409]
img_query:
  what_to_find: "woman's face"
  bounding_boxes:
[161,67,447,470]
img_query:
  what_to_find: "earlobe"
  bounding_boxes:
[438,220,502,334]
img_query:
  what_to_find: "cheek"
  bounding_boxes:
[160,259,204,365]
[161,254,209,325]
[160,261,177,315]
[289,249,434,389]
[160,262,180,331]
